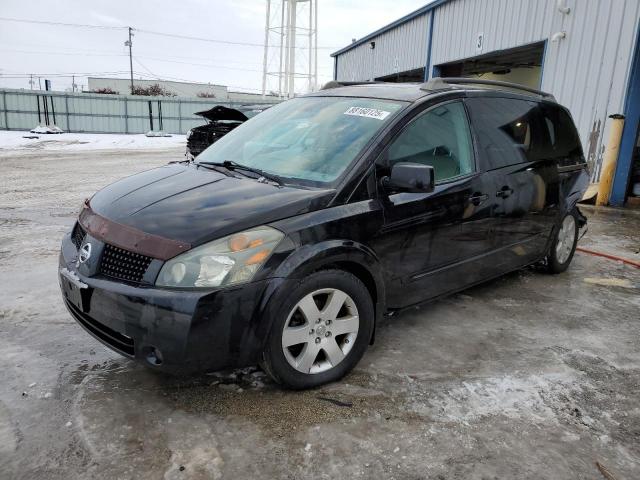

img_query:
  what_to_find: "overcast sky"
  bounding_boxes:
[0,0,431,94]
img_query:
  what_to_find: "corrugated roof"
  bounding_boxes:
[330,0,451,57]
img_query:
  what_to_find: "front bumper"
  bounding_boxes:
[59,232,276,373]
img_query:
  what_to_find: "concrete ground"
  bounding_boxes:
[0,146,638,480]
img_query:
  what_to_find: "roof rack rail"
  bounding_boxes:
[321,80,383,90]
[420,77,555,101]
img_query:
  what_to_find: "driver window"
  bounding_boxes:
[386,102,474,182]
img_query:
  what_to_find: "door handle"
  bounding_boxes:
[468,193,489,206]
[496,186,514,198]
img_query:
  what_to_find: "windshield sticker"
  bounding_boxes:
[344,106,391,120]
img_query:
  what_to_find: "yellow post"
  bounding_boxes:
[596,114,625,206]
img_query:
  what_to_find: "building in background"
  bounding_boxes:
[331,0,640,206]
[87,77,280,104]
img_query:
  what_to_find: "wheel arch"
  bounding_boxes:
[267,240,386,344]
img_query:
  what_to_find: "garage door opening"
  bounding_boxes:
[375,67,426,83]
[434,41,545,89]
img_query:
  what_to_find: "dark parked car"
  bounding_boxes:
[59,78,588,389]
[186,105,272,158]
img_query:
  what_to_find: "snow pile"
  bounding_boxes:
[145,130,172,137]
[415,373,577,422]
[0,131,187,152]
[30,125,64,134]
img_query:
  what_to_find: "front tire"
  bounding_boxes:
[261,269,374,390]
[546,209,579,273]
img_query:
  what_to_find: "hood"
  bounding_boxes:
[194,105,248,122]
[89,163,334,246]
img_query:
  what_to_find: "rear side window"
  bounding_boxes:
[465,97,547,170]
[385,101,474,182]
[539,103,585,166]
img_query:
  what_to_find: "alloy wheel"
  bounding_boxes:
[555,214,576,264]
[281,288,359,374]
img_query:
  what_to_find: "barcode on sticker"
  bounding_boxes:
[344,106,391,120]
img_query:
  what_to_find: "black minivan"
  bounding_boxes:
[59,78,589,389]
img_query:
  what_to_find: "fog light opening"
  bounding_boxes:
[144,346,163,366]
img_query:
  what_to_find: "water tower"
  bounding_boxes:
[261,0,318,98]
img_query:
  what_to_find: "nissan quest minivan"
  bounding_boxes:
[59,78,589,389]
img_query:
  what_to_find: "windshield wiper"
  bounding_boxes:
[199,160,283,186]
[196,162,235,177]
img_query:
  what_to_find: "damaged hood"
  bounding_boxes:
[194,105,248,122]
[88,163,333,247]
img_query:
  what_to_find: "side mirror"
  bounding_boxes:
[383,162,435,193]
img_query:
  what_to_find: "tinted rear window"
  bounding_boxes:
[465,97,550,170]
[538,103,585,166]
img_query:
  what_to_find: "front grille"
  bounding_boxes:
[99,244,153,284]
[72,223,86,249]
[65,299,135,356]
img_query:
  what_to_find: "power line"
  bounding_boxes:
[0,16,126,30]
[136,56,264,74]
[137,28,338,50]
[1,45,333,69]
[133,55,333,75]
[0,69,333,93]
[133,58,159,78]
[0,16,340,50]
[0,71,135,78]
[136,28,264,48]
[0,15,336,92]
[0,48,127,58]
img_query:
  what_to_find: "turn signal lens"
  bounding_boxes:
[246,249,270,265]
[228,234,250,252]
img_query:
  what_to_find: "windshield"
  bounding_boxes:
[197,96,405,186]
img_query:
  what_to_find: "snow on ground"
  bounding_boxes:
[0,130,186,153]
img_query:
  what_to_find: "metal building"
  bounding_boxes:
[331,0,640,206]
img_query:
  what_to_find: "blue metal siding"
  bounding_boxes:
[424,11,436,81]
[611,21,640,206]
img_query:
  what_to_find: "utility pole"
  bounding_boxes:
[125,27,134,94]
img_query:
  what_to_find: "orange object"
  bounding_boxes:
[246,249,269,265]
[576,247,640,269]
[228,234,250,252]
[249,238,264,248]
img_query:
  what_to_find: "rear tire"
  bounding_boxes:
[546,209,579,274]
[261,269,374,390]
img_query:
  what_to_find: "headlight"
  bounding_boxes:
[155,226,284,288]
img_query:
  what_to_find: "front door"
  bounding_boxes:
[373,100,495,308]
